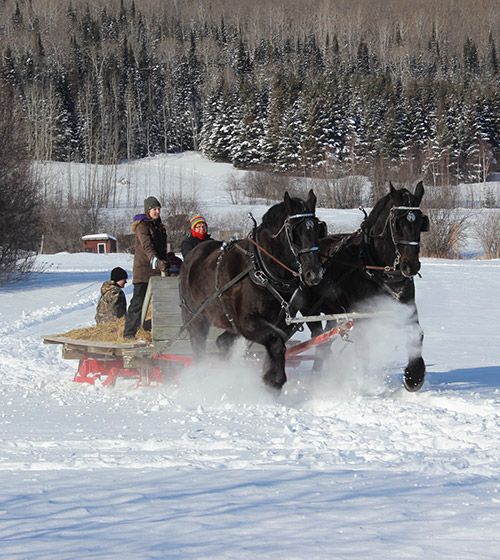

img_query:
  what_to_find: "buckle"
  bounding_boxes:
[252,270,268,286]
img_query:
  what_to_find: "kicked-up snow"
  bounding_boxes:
[1,151,500,558]
[1,252,499,559]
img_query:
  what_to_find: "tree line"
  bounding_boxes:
[1,0,499,185]
[2,0,500,279]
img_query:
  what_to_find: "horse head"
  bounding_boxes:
[363,181,429,278]
[259,189,323,287]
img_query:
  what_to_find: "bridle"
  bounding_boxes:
[252,211,321,285]
[363,201,427,274]
[272,212,321,257]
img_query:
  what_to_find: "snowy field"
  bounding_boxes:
[36,151,497,255]
[1,154,500,559]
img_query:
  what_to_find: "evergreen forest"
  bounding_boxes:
[1,0,500,186]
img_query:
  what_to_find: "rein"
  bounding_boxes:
[180,236,302,337]
[182,205,322,338]
[248,209,321,287]
[247,236,300,278]
[365,263,399,272]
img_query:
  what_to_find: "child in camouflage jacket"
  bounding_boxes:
[95,267,128,324]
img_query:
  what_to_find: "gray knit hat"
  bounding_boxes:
[144,196,161,213]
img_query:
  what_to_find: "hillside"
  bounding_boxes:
[0,158,499,556]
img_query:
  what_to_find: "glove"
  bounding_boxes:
[157,260,168,273]
[166,252,183,269]
[168,263,181,276]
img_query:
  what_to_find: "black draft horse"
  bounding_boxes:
[304,181,429,391]
[179,190,324,390]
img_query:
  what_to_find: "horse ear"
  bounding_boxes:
[307,189,317,211]
[284,191,292,213]
[414,181,424,204]
[389,182,397,201]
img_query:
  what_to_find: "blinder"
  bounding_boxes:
[386,205,428,251]
[284,212,321,257]
[420,215,430,232]
[391,206,429,238]
[318,220,328,238]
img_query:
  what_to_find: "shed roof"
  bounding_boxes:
[81,233,117,241]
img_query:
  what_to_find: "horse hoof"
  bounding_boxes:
[263,372,286,391]
[403,358,425,392]
[403,374,425,392]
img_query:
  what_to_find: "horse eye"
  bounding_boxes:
[407,211,416,223]
[305,219,315,230]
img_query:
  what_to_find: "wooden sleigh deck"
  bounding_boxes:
[44,276,355,387]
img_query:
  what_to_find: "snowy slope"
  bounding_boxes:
[1,155,500,559]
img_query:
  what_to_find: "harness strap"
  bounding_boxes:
[243,237,303,329]
[179,263,253,336]
[249,268,296,320]
[215,250,240,330]
[180,238,302,339]
[363,268,408,301]
[247,236,300,277]
[365,264,397,272]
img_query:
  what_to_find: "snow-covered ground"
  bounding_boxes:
[1,154,500,559]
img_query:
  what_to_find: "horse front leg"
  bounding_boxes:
[216,331,239,358]
[241,314,289,390]
[262,334,287,390]
[187,318,210,360]
[403,308,426,392]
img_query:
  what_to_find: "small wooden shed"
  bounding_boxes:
[82,233,117,254]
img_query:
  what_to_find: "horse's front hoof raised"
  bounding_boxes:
[403,357,425,392]
[403,374,425,392]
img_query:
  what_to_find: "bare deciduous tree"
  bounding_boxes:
[0,83,42,283]
[474,212,500,258]
[225,172,246,204]
[421,208,469,258]
[314,174,365,209]
[243,170,300,203]
[39,198,104,254]
[159,190,201,251]
[210,210,249,240]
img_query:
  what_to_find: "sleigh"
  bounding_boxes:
[43,276,355,388]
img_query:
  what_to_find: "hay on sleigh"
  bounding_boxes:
[61,317,152,344]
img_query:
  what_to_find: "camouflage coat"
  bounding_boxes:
[95,280,127,324]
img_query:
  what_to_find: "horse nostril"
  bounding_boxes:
[304,269,322,286]
[401,261,420,277]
